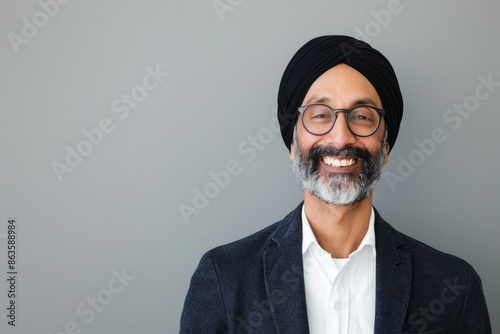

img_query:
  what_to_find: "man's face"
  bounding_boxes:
[290,63,390,206]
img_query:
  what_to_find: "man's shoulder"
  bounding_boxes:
[201,203,303,267]
[404,231,473,270]
[208,220,280,258]
[376,210,477,275]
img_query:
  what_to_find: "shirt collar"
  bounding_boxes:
[301,205,376,258]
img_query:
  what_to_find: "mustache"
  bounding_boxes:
[302,145,372,176]
[307,145,372,162]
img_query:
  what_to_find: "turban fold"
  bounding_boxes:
[277,35,403,153]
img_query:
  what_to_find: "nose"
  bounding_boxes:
[324,112,357,148]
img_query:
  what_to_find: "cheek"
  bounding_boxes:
[296,124,316,150]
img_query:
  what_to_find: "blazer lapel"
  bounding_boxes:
[374,210,412,334]
[263,203,310,333]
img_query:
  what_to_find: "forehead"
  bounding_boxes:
[302,63,382,108]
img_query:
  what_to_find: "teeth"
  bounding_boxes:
[323,157,356,167]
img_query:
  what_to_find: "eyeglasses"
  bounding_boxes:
[297,104,385,137]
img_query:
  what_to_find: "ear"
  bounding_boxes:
[383,143,390,164]
[289,142,295,161]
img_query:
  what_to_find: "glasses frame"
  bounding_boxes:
[297,104,385,137]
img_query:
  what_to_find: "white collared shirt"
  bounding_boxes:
[302,206,376,334]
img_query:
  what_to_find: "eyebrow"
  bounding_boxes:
[307,96,332,104]
[306,96,380,108]
[352,98,379,107]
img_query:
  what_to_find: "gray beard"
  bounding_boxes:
[291,128,387,206]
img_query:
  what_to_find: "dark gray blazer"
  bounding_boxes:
[180,203,491,333]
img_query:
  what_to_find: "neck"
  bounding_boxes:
[303,190,373,258]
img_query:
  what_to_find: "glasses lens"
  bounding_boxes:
[302,105,381,136]
[302,105,335,135]
[347,106,380,136]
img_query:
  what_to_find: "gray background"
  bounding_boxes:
[1,0,499,333]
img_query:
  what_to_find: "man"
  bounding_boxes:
[180,36,491,333]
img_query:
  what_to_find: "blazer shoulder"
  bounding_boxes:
[208,220,280,259]
[202,203,303,269]
[379,215,478,277]
[402,230,475,272]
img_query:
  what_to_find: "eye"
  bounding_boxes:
[349,107,377,124]
[353,114,369,120]
[312,113,328,119]
[307,106,333,121]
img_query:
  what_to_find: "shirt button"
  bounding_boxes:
[334,302,342,311]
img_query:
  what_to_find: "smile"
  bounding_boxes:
[322,156,358,167]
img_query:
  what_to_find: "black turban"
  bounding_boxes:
[277,35,403,153]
